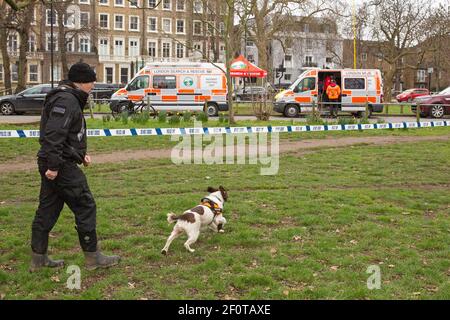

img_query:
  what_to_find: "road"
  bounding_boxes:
[0,114,448,125]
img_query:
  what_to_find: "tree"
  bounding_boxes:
[367,0,432,101]
[0,1,14,93]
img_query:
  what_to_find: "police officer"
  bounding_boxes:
[30,62,120,272]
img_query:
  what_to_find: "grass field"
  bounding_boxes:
[0,122,449,300]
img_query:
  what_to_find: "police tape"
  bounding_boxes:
[0,121,449,138]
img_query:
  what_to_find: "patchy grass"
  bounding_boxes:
[0,137,449,300]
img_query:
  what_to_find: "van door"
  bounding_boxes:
[152,75,177,111]
[342,76,366,112]
[292,76,317,113]
[126,75,149,102]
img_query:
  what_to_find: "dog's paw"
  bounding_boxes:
[219,229,225,233]
[161,249,167,255]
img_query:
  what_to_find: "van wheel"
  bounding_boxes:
[206,103,219,117]
[284,104,299,118]
[358,108,372,119]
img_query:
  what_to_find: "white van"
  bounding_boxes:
[110,62,228,116]
[274,68,384,117]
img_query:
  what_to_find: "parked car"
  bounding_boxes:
[396,88,429,102]
[0,84,52,115]
[91,83,123,104]
[232,86,269,101]
[411,86,450,118]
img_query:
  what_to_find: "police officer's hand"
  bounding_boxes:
[83,155,92,167]
[45,169,58,180]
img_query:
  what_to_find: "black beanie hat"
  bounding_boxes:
[68,62,97,83]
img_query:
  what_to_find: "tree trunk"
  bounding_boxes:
[225,1,235,124]
[0,23,12,93]
[57,5,69,80]
[15,4,35,93]
[186,0,193,58]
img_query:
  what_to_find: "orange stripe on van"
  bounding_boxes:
[368,97,377,103]
[144,89,161,94]
[352,97,368,103]
[178,89,195,94]
[212,89,227,95]
[342,90,352,95]
[195,96,211,102]
[222,76,227,90]
[309,70,317,76]
[311,90,318,95]
[375,76,381,92]
[295,97,311,103]
[128,95,144,101]
[162,96,178,102]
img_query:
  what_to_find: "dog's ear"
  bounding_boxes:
[207,187,218,193]
[219,186,228,201]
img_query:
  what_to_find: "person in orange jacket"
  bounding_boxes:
[326,79,341,117]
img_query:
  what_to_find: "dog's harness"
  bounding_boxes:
[201,197,222,225]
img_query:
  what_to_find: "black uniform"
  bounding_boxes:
[32,81,97,254]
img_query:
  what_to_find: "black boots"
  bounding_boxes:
[29,252,65,272]
[83,248,121,270]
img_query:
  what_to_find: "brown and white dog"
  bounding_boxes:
[161,186,228,254]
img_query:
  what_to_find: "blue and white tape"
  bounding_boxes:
[0,121,448,138]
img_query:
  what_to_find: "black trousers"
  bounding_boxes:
[31,159,98,254]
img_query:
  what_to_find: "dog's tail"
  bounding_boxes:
[167,212,179,224]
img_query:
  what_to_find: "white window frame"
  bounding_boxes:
[0,64,3,81]
[147,0,158,8]
[99,13,109,29]
[114,14,125,31]
[79,36,91,53]
[119,65,129,84]
[66,35,75,52]
[162,0,171,10]
[162,41,171,58]
[176,19,185,34]
[46,9,58,27]
[361,53,367,61]
[129,15,140,32]
[28,33,36,52]
[129,0,139,8]
[46,33,58,51]
[50,65,61,82]
[64,10,76,28]
[104,64,115,84]
[147,40,158,58]
[128,38,140,57]
[193,20,202,35]
[176,42,184,59]
[79,0,90,4]
[114,37,125,57]
[162,18,172,34]
[147,17,157,32]
[114,0,125,7]
[193,0,202,13]
[80,12,90,28]
[99,0,109,6]
[99,38,110,56]
[176,0,185,11]
[29,64,39,82]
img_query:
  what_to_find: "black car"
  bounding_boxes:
[90,83,123,104]
[0,84,52,115]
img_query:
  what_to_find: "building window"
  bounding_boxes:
[0,64,3,81]
[115,0,124,6]
[50,65,61,82]
[306,39,312,50]
[163,0,171,10]
[114,39,124,56]
[129,0,138,8]
[46,9,57,26]
[148,17,157,32]
[46,34,58,51]
[105,67,113,83]
[11,63,18,82]
[66,36,74,52]
[193,21,202,35]
[193,0,202,13]
[129,39,139,57]
[206,22,214,36]
[326,57,333,64]
[176,43,184,58]
[148,0,157,8]
[417,69,426,83]
[114,15,124,30]
[99,38,109,56]
[80,38,90,53]
[162,18,172,33]
[284,74,291,81]
[129,16,139,31]
[361,53,367,61]
[28,33,36,52]
[64,10,76,27]
[120,67,128,84]
[99,0,108,5]
[219,22,225,35]
[79,0,90,3]
[176,0,185,11]
[176,19,185,34]
[29,64,38,82]
[99,14,109,29]
[80,12,89,28]
[193,43,201,51]
[304,23,310,33]
[284,55,292,68]
[162,42,171,58]
[147,41,157,57]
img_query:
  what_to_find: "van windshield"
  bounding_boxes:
[127,76,149,91]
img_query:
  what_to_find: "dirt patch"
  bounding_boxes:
[1,134,449,173]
